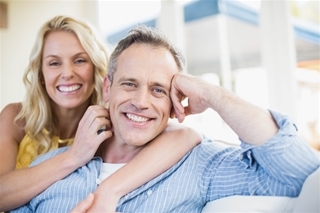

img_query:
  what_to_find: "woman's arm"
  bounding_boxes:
[0,105,112,212]
[86,122,201,212]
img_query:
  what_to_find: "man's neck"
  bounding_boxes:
[96,140,146,163]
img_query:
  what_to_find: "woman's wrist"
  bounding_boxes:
[91,183,122,211]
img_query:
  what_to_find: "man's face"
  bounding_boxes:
[104,43,179,147]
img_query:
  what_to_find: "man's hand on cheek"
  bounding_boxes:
[170,84,186,123]
[171,73,214,118]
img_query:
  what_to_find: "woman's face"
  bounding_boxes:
[42,31,95,110]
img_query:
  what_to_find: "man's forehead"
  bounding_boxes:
[115,72,173,88]
[114,43,179,82]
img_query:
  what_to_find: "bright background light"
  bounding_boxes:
[98,0,193,36]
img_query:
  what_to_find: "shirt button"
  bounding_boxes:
[96,179,101,185]
[147,189,153,196]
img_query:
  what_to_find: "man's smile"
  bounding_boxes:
[125,113,151,123]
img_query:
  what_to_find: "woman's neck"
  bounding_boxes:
[51,101,90,139]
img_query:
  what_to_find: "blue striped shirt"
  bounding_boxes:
[12,111,320,213]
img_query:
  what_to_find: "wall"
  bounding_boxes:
[0,0,99,111]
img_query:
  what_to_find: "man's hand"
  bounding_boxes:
[170,73,213,122]
[171,73,278,145]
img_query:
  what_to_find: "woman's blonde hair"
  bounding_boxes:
[15,15,109,154]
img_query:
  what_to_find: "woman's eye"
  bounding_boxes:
[75,59,86,64]
[49,61,60,66]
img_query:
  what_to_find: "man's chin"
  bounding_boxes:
[124,135,152,147]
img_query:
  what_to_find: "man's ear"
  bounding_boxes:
[103,75,111,102]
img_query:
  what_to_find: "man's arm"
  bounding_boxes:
[170,73,278,146]
[171,73,320,197]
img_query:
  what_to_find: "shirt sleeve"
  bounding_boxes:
[239,110,320,196]
[29,147,70,167]
[10,147,71,213]
[10,204,32,213]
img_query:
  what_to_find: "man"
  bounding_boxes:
[13,25,319,213]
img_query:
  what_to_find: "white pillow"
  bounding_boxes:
[292,167,320,212]
[201,196,297,213]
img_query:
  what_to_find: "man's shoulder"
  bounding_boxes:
[192,137,239,157]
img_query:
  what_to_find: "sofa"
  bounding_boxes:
[201,167,320,212]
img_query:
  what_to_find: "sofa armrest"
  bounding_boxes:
[292,167,320,212]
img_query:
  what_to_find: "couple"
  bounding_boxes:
[13,25,319,212]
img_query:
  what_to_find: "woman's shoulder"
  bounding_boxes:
[0,102,26,143]
[1,102,25,126]
[1,102,22,116]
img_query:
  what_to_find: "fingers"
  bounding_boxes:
[68,105,113,167]
[171,101,185,123]
[70,193,94,213]
[170,84,186,123]
[96,129,113,144]
[171,72,210,120]
[79,105,112,136]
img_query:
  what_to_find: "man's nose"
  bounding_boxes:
[61,63,75,80]
[131,88,150,110]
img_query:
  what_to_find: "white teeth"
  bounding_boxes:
[126,113,149,123]
[58,85,81,92]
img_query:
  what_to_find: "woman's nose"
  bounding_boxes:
[61,63,75,80]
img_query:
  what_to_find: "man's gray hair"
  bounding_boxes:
[108,25,185,83]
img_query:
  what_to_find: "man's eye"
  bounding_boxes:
[154,88,166,94]
[123,82,135,87]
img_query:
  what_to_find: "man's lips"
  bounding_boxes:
[125,113,151,123]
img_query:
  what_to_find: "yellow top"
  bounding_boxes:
[15,130,74,169]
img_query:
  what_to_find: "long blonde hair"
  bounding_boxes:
[15,15,109,154]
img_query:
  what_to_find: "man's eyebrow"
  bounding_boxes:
[151,82,168,88]
[150,81,171,92]
[117,77,138,83]
[117,78,170,89]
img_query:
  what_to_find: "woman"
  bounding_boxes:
[0,16,201,212]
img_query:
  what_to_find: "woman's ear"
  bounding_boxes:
[103,75,111,102]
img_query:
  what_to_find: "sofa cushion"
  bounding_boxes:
[201,196,296,212]
[292,167,320,212]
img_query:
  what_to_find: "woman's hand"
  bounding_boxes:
[70,193,94,213]
[66,105,113,168]
[70,192,121,213]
